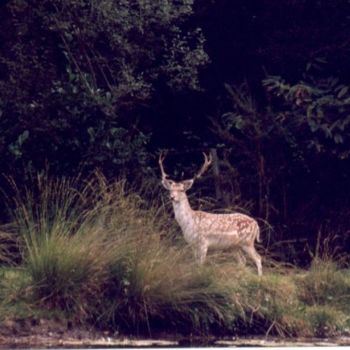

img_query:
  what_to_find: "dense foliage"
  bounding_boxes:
[1,0,350,262]
[0,0,208,179]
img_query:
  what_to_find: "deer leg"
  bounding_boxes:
[194,242,208,265]
[234,248,246,266]
[241,245,262,276]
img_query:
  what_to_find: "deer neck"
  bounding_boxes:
[172,195,195,235]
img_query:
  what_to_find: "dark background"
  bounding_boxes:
[1,0,350,265]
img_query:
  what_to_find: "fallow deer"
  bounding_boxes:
[159,152,262,276]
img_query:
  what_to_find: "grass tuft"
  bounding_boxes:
[295,258,350,311]
[304,305,346,337]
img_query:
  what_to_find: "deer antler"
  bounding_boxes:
[194,152,213,179]
[159,152,169,180]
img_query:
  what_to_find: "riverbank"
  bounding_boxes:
[1,176,350,343]
[1,318,350,348]
[2,330,350,348]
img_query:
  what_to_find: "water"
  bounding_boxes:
[1,335,350,348]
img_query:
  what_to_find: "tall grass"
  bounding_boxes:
[8,173,237,334]
[0,228,18,265]
[5,172,350,337]
[296,259,350,308]
[8,174,115,315]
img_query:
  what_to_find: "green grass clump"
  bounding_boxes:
[7,174,113,318]
[295,258,350,311]
[0,267,27,319]
[97,247,236,335]
[0,266,70,330]
[8,173,237,335]
[304,305,347,337]
[3,172,350,338]
[217,267,306,337]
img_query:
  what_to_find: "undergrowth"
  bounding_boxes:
[0,173,349,338]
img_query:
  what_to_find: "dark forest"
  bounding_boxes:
[1,0,350,263]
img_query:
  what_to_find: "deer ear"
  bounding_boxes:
[182,179,194,191]
[161,178,173,190]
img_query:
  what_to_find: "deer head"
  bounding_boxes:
[159,152,212,203]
